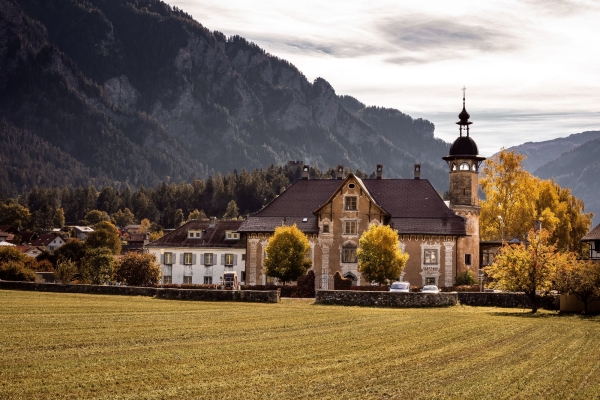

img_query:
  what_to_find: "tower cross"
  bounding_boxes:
[461,85,467,99]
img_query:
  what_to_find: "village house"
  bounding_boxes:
[238,95,484,288]
[581,223,600,260]
[146,218,246,285]
[72,226,94,241]
[30,233,66,253]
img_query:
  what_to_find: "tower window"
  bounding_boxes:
[452,164,457,171]
[460,162,470,170]
[472,164,477,171]
[465,254,472,265]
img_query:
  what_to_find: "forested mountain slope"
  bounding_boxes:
[1,0,451,197]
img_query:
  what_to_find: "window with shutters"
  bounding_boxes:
[344,196,357,211]
[204,253,214,265]
[204,276,212,284]
[343,221,357,235]
[184,253,193,265]
[183,276,192,284]
[225,253,234,266]
[164,252,173,265]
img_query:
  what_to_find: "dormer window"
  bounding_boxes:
[226,231,240,240]
[188,230,203,239]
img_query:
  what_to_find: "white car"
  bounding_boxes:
[390,281,411,293]
[421,285,440,293]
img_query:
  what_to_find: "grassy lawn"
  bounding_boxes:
[1,291,599,399]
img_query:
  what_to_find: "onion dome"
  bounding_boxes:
[457,106,471,125]
[449,136,479,156]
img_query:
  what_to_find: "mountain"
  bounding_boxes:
[504,131,600,226]
[504,131,600,172]
[0,0,452,197]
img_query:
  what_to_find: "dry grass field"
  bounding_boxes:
[1,290,599,399]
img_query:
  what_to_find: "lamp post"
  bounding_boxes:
[498,215,504,242]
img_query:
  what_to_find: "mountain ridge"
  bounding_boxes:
[1,0,453,197]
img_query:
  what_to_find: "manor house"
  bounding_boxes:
[238,95,485,288]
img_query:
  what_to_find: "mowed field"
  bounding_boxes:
[1,291,599,399]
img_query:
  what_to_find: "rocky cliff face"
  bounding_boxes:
[2,0,452,195]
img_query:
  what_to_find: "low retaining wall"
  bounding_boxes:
[315,290,458,308]
[457,292,559,310]
[0,281,279,303]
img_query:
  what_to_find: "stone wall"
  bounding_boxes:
[315,290,458,307]
[457,292,559,310]
[0,281,279,303]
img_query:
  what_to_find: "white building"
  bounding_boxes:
[72,226,94,241]
[146,218,246,285]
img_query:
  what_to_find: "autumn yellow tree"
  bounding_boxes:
[480,149,592,252]
[263,224,312,284]
[480,150,537,241]
[555,259,600,314]
[357,224,409,285]
[485,228,570,313]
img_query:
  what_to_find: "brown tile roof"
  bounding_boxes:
[20,232,38,243]
[239,176,466,236]
[31,233,62,247]
[364,179,466,235]
[147,220,246,248]
[0,225,19,234]
[581,223,600,241]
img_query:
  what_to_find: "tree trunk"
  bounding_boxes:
[529,292,538,313]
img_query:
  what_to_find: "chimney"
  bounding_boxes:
[414,164,421,179]
[209,216,216,228]
[302,165,310,180]
[376,164,383,179]
[336,165,344,179]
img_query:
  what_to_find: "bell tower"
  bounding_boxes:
[442,87,486,276]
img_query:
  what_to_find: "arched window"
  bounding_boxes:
[342,241,357,263]
[472,164,477,171]
[460,162,470,170]
[451,163,457,171]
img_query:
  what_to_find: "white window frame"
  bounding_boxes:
[225,253,234,266]
[204,276,212,284]
[204,253,214,266]
[164,252,173,265]
[184,252,193,265]
[226,231,240,240]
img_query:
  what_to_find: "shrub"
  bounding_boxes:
[29,259,55,272]
[55,259,77,283]
[0,261,37,282]
[455,270,477,286]
[80,247,116,284]
[333,271,352,290]
[114,253,161,286]
[296,270,315,298]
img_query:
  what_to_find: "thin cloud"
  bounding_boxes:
[378,17,517,55]
[524,0,599,16]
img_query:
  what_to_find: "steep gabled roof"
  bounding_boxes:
[313,174,388,217]
[581,223,600,241]
[147,220,245,248]
[238,179,341,233]
[31,233,63,247]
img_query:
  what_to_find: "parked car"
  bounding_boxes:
[421,285,440,293]
[390,281,411,293]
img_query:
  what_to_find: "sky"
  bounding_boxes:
[171,0,600,156]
